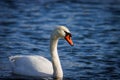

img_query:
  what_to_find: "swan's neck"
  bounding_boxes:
[50,34,63,79]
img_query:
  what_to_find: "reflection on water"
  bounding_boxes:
[0,0,120,80]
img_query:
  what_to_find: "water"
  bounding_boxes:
[0,0,120,80]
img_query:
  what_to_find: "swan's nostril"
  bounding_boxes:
[64,31,72,37]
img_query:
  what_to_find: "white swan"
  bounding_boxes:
[9,26,73,79]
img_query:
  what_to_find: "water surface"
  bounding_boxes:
[0,0,120,80]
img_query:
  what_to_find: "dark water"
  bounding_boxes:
[0,0,120,80]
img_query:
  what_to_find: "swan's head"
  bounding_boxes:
[53,26,74,46]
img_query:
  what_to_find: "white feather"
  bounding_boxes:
[9,26,72,79]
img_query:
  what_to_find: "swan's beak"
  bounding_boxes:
[65,35,74,46]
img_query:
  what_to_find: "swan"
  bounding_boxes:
[9,26,74,79]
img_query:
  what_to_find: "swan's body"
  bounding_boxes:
[9,26,73,79]
[10,55,53,77]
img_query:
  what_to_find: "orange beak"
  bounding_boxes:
[65,35,74,46]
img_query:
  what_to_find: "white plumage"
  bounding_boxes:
[10,55,53,77]
[9,26,73,79]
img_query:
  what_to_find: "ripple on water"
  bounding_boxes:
[0,0,120,80]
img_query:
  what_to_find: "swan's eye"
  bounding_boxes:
[64,31,72,37]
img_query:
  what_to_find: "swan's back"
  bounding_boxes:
[9,55,53,77]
